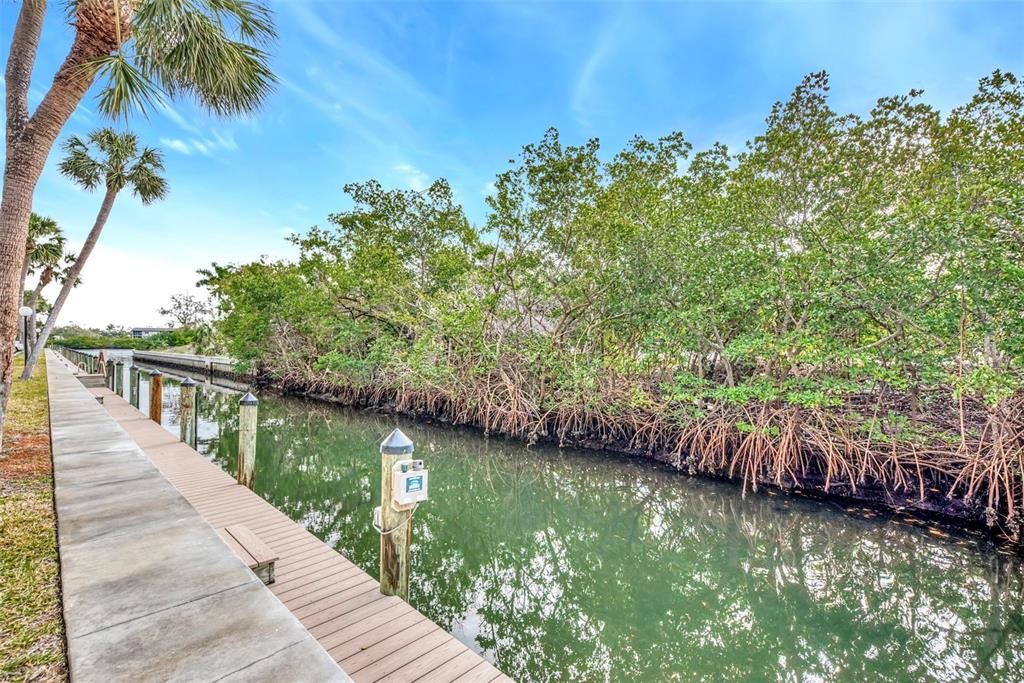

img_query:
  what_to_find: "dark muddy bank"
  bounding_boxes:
[257,375,1021,549]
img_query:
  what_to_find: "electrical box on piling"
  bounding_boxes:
[392,459,429,510]
[377,428,429,600]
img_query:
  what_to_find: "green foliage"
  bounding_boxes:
[51,328,194,350]
[204,70,1024,416]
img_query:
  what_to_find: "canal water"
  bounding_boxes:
[120,365,1023,682]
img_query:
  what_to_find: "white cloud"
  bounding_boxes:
[287,2,344,50]
[211,130,238,151]
[280,77,389,150]
[286,2,438,110]
[158,101,200,134]
[393,163,430,192]
[159,132,238,156]
[572,20,618,126]
[160,138,192,155]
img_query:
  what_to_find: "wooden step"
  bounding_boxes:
[218,524,279,584]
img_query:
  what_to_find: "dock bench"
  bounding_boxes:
[218,524,279,584]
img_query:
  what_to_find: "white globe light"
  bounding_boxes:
[18,306,33,316]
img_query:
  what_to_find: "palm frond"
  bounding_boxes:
[28,214,61,240]
[58,136,104,190]
[128,146,169,204]
[85,53,165,119]
[91,127,139,160]
[131,0,276,116]
[30,240,67,269]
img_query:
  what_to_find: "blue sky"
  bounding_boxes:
[3,0,1023,327]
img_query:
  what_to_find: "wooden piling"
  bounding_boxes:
[237,393,258,488]
[129,366,139,407]
[179,377,197,449]
[379,428,414,600]
[115,361,124,396]
[149,371,163,423]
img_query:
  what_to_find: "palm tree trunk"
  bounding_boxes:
[0,1,113,447]
[19,257,30,313]
[29,279,45,355]
[23,188,119,380]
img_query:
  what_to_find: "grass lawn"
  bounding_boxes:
[0,353,66,682]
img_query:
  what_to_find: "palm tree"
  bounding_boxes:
[21,214,64,303]
[23,214,68,351]
[192,321,222,356]
[21,129,168,379]
[0,0,275,447]
[28,254,78,353]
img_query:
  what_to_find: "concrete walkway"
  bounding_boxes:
[47,351,349,682]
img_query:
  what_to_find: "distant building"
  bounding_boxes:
[131,327,171,339]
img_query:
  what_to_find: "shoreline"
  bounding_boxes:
[64,346,1020,549]
[269,381,1022,550]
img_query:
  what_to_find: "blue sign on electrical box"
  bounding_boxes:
[406,476,423,493]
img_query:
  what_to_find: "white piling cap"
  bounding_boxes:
[380,428,414,455]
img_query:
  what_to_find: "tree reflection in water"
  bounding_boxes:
[154,380,1023,682]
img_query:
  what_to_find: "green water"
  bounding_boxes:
[134,373,1023,682]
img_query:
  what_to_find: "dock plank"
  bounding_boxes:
[351,628,454,682]
[424,650,489,683]
[331,611,433,665]
[452,663,504,683]
[378,636,466,682]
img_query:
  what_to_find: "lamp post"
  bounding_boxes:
[18,306,32,354]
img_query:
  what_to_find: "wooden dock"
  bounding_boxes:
[46,352,347,681]
[81,377,509,682]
